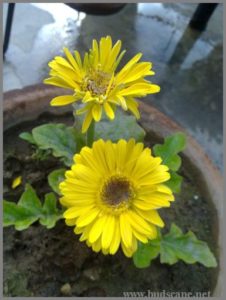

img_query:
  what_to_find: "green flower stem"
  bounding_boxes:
[86,121,95,147]
[72,110,86,154]
[73,111,82,132]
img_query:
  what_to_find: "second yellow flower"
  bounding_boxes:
[44,36,160,132]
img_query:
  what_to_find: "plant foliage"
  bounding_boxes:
[153,132,186,193]
[133,223,217,268]
[3,184,62,230]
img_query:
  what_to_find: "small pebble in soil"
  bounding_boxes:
[60,283,72,296]
[83,267,101,281]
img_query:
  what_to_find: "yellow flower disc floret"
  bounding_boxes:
[44,36,160,133]
[60,139,174,257]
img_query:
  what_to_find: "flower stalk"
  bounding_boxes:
[86,120,95,147]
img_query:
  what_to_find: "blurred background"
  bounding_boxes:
[3,2,223,172]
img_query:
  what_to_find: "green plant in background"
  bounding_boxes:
[3,36,217,268]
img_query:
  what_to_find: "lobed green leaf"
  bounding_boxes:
[133,240,160,268]
[19,132,37,145]
[3,200,38,230]
[160,224,217,267]
[133,223,217,268]
[20,124,86,166]
[165,171,183,194]
[153,132,186,193]
[48,168,66,195]
[95,110,145,142]
[32,124,77,166]
[39,193,62,229]
[3,184,63,230]
[153,132,186,171]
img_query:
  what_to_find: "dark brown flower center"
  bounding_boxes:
[101,176,133,206]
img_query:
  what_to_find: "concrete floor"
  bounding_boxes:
[3,3,223,172]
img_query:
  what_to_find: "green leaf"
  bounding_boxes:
[20,124,85,164]
[133,240,160,268]
[133,223,217,268]
[3,184,63,230]
[18,184,42,215]
[95,110,145,142]
[39,193,62,228]
[165,171,183,194]
[19,132,37,145]
[32,124,78,166]
[153,132,186,171]
[48,168,66,195]
[160,224,217,267]
[153,133,186,194]
[3,200,39,230]
[3,184,42,230]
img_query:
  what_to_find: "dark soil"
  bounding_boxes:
[3,112,219,297]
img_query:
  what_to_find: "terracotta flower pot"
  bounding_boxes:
[3,84,223,297]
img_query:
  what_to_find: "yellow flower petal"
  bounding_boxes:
[120,213,132,248]
[107,40,122,71]
[12,176,22,189]
[120,62,152,84]
[91,237,102,253]
[134,196,171,210]
[104,102,115,120]
[99,36,112,67]
[82,111,93,133]
[92,104,102,122]
[116,52,142,83]
[65,218,76,226]
[79,223,93,242]
[101,215,115,249]
[133,230,148,244]
[138,171,170,186]
[88,215,107,244]
[121,241,134,257]
[63,47,80,72]
[50,95,78,106]
[105,140,116,171]
[91,39,99,68]
[116,95,128,110]
[130,154,162,180]
[44,77,75,90]
[64,206,94,219]
[109,220,121,254]
[119,83,159,97]
[127,210,155,236]
[135,208,164,228]
[76,208,100,228]
[115,139,127,169]
[74,50,83,69]
[54,56,74,70]
[48,60,82,83]
[126,97,140,119]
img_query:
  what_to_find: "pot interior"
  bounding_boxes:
[3,111,219,297]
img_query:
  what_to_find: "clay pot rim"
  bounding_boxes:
[3,84,223,296]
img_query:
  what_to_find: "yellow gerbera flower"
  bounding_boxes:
[60,139,174,257]
[44,36,160,133]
